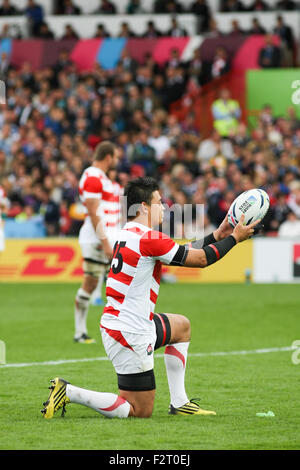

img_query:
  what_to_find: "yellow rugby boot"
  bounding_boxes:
[169,398,216,416]
[41,378,70,419]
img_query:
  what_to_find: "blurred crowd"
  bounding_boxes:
[0,37,300,239]
[0,0,300,42]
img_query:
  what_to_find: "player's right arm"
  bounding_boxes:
[85,198,113,260]
[184,215,260,268]
[82,174,113,260]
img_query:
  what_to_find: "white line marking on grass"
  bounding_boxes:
[0,346,295,369]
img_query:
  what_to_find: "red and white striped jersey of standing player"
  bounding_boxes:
[78,166,122,246]
[100,221,182,334]
[0,185,8,252]
[0,186,7,219]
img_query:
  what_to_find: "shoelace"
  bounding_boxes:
[189,398,202,407]
[61,402,67,417]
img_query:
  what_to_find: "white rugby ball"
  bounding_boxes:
[227,189,270,227]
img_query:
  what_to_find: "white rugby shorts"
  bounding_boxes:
[79,241,109,265]
[100,322,157,375]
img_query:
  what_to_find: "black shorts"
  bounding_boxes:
[154,313,171,350]
[117,313,171,391]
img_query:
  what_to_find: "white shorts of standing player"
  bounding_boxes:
[0,226,5,253]
[79,224,120,306]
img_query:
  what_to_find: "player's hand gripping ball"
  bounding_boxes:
[228,188,270,228]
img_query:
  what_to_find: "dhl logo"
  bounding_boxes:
[22,246,82,276]
[0,241,83,281]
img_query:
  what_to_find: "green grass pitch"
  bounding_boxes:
[0,282,299,450]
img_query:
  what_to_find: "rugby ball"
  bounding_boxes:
[227,189,270,228]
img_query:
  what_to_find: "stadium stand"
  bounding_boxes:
[0,0,300,238]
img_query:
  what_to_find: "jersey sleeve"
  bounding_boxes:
[140,230,183,265]
[83,176,103,199]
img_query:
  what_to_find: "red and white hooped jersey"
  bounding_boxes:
[100,221,181,334]
[78,166,122,245]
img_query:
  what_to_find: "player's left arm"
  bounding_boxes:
[184,216,260,268]
[187,214,233,250]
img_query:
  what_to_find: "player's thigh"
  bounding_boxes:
[101,327,157,417]
[82,273,98,293]
[80,244,109,293]
[164,313,191,344]
[119,389,155,418]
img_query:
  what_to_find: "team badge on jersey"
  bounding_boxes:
[147,344,153,356]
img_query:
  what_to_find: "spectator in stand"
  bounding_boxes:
[185,47,203,87]
[228,19,245,36]
[153,0,165,13]
[287,180,300,218]
[212,88,241,138]
[167,17,187,37]
[131,130,157,176]
[25,0,44,37]
[273,15,295,66]
[0,51,11,78]
[94,0,117,14]
[153,0,182,13]
[53,49,74,74]
[278,210,300,237]
[165,66,186,105]
[142,20,162,38]
[249,17,267,35]
[276,0,297,10]
[58,0,81,15]
[165,0,183,14]
[148,126,171,163]
[197,129,234,162]
[0,0,18,15]
[220,0,245,12]
[141,86,161,117]
[118,22,136,38]
[126,0,145,14]
[189,0,211,33]
[166,48,182,69]
[126,85,143,114]
[34,186,60,236]
[210,46,230,79]
[37,21,55,39]
[258,34,281,68]
[61,23,79,40]
[269,192,290,231]
[247,0,269,11]
[93,23,110,38]
[0,23,10,39]
[119,48,138,73]
[152,74,167,107]
[205,17,222,38]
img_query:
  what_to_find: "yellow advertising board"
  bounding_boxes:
[0,238,253,283]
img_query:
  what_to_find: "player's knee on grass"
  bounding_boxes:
[120,389,155,418]
[132,402,153,418]
[167,314,191,344]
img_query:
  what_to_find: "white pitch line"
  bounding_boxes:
[0,346,295,369]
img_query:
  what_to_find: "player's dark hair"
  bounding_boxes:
[94,141,115,161]
[124,177,159,220]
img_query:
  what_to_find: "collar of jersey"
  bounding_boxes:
[92,165,106,178]
[124,221,151,232]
